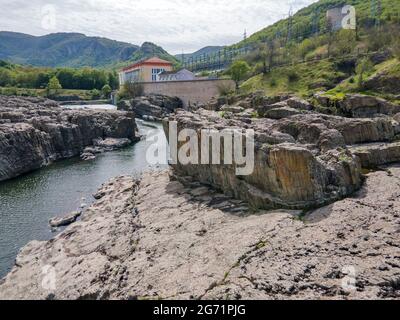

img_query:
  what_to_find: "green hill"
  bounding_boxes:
[0,32,178,69]
[234,0,400,101]
[234,0,400,49]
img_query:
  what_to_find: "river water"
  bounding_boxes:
[0,105,168,278]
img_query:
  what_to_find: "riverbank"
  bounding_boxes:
[1,167,399,299]
[0,120,167,278]
[0,96,139,182]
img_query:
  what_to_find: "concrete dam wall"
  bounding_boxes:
[141,79,235,107]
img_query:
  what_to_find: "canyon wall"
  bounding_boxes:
[0,96,139,181]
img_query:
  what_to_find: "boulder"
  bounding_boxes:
[116,99,132,111]
[129,95,183,120]
[220,105,245,114]
[314,92,331,108]
[350,142,400,169]
[265,107,302,119]
[285,97,314,111]
[338,94,400,118]
[164,109,363,210]
[49,211,82,228]
[80,152,96,161]
[93,138,132,151]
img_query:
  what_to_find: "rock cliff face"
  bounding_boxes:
[118,95,183,121]
[164,108,366,210]
[163,92,400,211]
[313,93,400,118]
[1,169,399,300]
[0,96,139,181]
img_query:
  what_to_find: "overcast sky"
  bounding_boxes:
[0,0,318,54]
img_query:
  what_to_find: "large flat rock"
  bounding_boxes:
[1,168,399,300]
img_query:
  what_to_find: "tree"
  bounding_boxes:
[266,40,276,72]
[393,41,400,60]
[356,58,374,88]
[0,69,14,87]
[122,81,144,99]
[298,38,314,62]
[256,43,269,74]
[228,60,250,91]
[35,72,51,89]
[56,69,75,89]
[90,89,101,100]
[391,27,400,59]
[101,84,112,99]
[326,19,334,58]
[108,71,119,90]
[46,76,62,96]
[333,29,357,56]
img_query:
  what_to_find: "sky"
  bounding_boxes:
[0,0,318,54]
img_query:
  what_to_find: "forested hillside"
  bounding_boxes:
[0,32,178,68]
[233,0,400,102]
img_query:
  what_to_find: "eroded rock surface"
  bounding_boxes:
[0,96,139,181]
[165,109,366,210]
[118,94,183,121]
[0,169,399,300]
[164,89,400,211]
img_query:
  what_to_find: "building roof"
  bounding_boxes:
[122,57,173,72]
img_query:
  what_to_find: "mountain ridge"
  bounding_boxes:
[0,31,178,68]
[175,46,224,61]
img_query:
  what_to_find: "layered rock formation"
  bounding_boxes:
[1,168,399,300]
[164,92,400,210]
[164,109,364,210]
[118,94,183,121]
[314,93,400,118]
[0,96,139,181]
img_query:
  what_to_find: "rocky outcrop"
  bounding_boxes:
[163,94,400,211]
[314,93,400,118]
[118,94,183,121]
[0,96,139,181]
[79,138,133,161]
[1,168,399,300]
[164,109,365,210]
[338,94,400,118]
[49,211,82,228]
[364,70,400,95]
[349,142,400,169]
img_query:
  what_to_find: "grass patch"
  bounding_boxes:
[241,57,400,103]
[241,59,347,97]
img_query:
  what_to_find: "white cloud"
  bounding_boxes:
[0,0,318,54]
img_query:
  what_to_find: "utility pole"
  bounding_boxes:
[287,6,293,44]
[376,0,382,28]
[312,8,320,35]
[371,0,382,28]
[244,29,247,41]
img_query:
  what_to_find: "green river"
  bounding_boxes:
[0,107,167,278]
